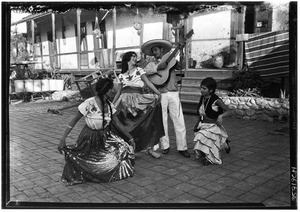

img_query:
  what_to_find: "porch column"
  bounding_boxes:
[31,20,35,60]
[51,12,58,68]
[139,24,143,48]
[76,9,81,71]
[138,9,143,48]
[237,6,246,70]
[184,17,189,72]
[113,7,117,73]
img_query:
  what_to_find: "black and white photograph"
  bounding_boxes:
[2,0,297,209]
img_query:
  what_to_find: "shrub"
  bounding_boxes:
[228,88,261,97]
[232,68,264,91]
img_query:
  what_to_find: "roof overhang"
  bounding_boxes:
[11,12,51,26]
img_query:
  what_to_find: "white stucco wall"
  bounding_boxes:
[58,24,77,54]
[271,2,289,31]
[190,10,232,67]
[143,22,163,42]
[41,41,49,55]
[60,54,78,69]
[106,10,165,49]
[13,3,292,72]
[105,9,166,61]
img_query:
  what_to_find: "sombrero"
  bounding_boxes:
[141,39,172,56]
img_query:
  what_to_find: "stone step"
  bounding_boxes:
[184,68,234,78]
[181,77,229,85]
[179,91,202,102]
[179,84,199,93]
[179,90,229,101]
[181,77,204,85]
[178,68,235,114]
[181,99,198,115]
[181,77,226,85]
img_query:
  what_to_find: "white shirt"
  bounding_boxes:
[78,97,116,130]
[118,67,146,88]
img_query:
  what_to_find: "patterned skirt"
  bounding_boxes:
[113,87,164,152]
[61,125,134,186]
[193,123,228,165]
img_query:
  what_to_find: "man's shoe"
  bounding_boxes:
[162,148,170,154]
[225,140,231,154]
[179,150,191,158]
[148,148,161,159]
[203,158,212,166]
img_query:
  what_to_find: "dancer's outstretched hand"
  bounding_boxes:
[58,138,66,154]
[128,138,136,151]
[156,93,161,103]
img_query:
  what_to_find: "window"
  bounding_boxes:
[47,31,56,42]
[47,31,53,42]
[92,20,106,49]
[75,23,88,67]
[35,33,41,43]
[62,25,66,39]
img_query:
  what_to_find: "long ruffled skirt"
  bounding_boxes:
[61,125,134,186]
[193,123,228,165]
[113,89,164,152]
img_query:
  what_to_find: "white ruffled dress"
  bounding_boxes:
[193,100,228,164]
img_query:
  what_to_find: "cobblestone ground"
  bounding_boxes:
[6,100,293,209]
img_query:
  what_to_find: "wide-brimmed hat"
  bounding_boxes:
[141,39,172,56]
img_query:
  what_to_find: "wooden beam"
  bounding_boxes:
[236,34,249,42]
[254,5,259,33]
[77,9,81,71]
[237,5,246,70]
[51,13,58,68]
[31,20,35,60]
[139,19,143,49]
[163,20,170,40]
[112,7,117,78]
[184,18,189,72]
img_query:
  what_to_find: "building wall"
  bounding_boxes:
[31,8,168,70]
[189,9,234,68]
[105,8,166,61]
[18,4,289,72]
[271,3,289,31]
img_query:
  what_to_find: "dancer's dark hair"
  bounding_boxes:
[95,77,114,130]
[201,77,217,94]
[121,51,137,73]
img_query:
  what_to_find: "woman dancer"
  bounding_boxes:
[193,77,231,166]
[113,51,164,158]
[58,77,135,185]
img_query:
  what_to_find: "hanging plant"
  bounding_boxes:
[92,16,102,39]
[133,14,142,30]
[133,8,142,36]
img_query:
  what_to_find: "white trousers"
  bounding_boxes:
[154,91,187,151]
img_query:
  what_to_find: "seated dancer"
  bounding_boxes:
[112,51,164,159]
[193,77,231,166]
[58,77,135,185]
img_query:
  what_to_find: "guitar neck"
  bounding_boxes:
[165,30,194,64]
[166,45,182,63]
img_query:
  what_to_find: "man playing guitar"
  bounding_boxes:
[142,39,191,158]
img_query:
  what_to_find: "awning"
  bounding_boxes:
[245,30,289,78]
[11,12,51,26]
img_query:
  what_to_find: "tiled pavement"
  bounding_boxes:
[6,100,294,209]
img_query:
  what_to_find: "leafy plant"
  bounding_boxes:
[228,88,261,97]
[280,89,289,99]
[231,68,264,91]
[10,31,30,64]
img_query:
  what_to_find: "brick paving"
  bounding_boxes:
[6,100,293,208]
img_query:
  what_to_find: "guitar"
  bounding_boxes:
[148,29,194,86]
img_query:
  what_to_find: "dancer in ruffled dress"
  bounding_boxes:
[113,51,164,158]
[193,77,231,166]
[58,77,135,185]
